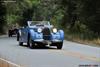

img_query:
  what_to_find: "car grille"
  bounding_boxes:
[42,27,51,40]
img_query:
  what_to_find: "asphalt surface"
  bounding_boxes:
[0,35,100,67]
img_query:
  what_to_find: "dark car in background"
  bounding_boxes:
[8,26,18,37]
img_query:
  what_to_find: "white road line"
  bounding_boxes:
[0,57,21,67]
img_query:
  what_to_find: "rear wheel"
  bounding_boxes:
[8,30,11,37]
[9,34,12,37]
[8,34,10,37]
[8,33,12,37]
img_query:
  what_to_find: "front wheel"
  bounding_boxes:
[56,42,63,49]
[19,42,23,46]
[27,34,35,49]
[29,40,35,49]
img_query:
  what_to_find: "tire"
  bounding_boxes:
[56,42,63,49]
[11,35,12,37]
[8,33,11,37]
[9,34,12,37]
[38,43,46,48]
[29,40,35,49]
[8,33,10,37]
[27,34,35,49]
[10,34,12,37]
[8,30,10,37]
[17,33,19,41]
[19,42,23,46]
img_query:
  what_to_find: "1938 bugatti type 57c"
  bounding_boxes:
[17,21,64,49]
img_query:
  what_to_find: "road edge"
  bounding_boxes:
[0,57,21,67]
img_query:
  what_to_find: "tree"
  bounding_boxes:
[61,0,77,28]
[78,0,100,34]
[0,0,6,33]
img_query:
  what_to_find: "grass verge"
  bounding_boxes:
[65,31,100,47]
[0,58,20,67]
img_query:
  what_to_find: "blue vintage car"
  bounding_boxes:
[17,21,64,49]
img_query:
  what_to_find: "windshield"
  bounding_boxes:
[28,21,50,26]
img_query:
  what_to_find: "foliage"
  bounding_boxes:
[0,0,100,41]
[0,0,6,33]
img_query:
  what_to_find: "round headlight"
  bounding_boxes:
[37,28,42,33]
[53,28,57,33]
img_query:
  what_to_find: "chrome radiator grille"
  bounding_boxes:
[42,28,51,40]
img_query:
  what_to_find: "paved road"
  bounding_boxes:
[0,35,100,67]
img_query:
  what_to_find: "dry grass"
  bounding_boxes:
[73,39,100,47]
[65,34,100,47]
[0,58,19,67]
[92,38,100,46]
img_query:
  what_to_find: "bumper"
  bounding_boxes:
[34,39,62,44]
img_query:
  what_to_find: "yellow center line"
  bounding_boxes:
[49,49,100,62]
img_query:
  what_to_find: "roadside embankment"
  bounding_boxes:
[0,58,20,67]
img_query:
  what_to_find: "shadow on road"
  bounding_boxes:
[0,36,16,39]
[20,45,57,50]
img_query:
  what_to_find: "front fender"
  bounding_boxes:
[29,29,43,40]
[29,29,35,40]
[59,30,64,40]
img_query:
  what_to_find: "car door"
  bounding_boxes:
[20,27,28,43]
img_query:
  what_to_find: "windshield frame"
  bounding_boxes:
[27,21,50,26]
